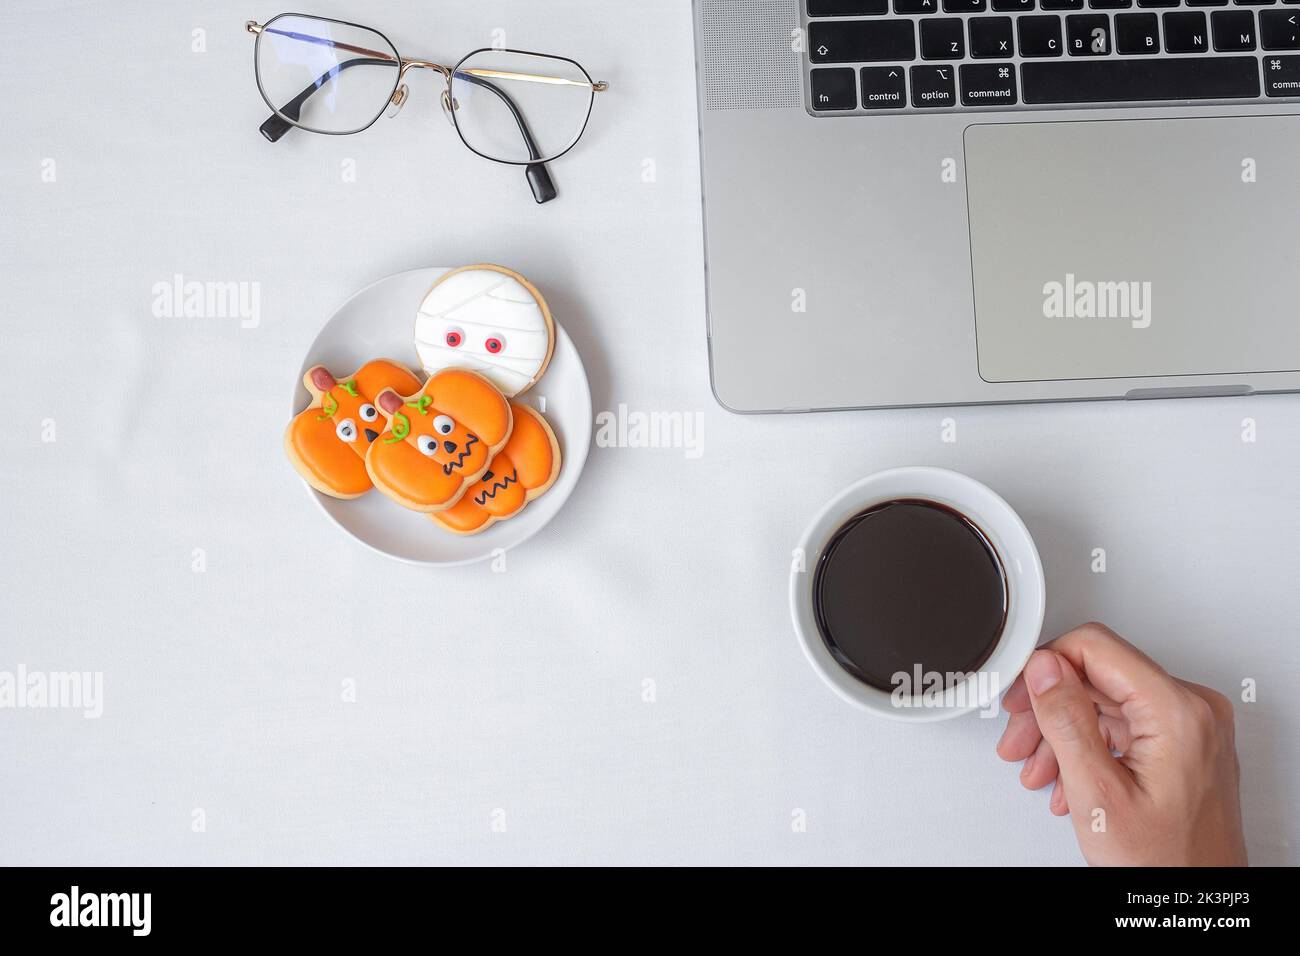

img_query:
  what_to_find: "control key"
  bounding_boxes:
[860,66,908,109]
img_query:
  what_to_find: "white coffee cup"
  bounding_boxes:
[789,467,1045,722]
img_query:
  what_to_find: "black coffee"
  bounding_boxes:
[812,499,1007,691]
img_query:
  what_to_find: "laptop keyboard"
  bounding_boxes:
[805,0,1300,112]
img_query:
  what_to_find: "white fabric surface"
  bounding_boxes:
[1,0,1297,865]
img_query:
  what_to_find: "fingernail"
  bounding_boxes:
[1025,651,1062,696]
[1021,753,1036,778]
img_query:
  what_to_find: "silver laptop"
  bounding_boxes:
[693,0,1300,412]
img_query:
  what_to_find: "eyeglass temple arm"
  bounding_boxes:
[451,69,555,204]
[259,57,558,204]
[258,56,394,142]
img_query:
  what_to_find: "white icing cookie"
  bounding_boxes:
[414,264,555,397]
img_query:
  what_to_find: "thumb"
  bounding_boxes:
[1023,650,1131,810]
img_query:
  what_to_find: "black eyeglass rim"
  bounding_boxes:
[447,48,597,168]
[253,11,403,137]
[253,14,598,166]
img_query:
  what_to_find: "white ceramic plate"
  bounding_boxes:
[291,267,591,565]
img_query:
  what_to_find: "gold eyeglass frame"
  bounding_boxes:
[246,13,608,201]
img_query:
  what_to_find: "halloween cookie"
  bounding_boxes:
[413,264,555,397]
[285,359,423,498]
[364,369,513,512]
[430,402,562,535]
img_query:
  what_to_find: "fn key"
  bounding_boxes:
[810,68,856,110]
[960,63,1019,105]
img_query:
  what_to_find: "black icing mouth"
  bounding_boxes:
[474,469,518,506]
[442,434,479,475]
[364,428,379,443]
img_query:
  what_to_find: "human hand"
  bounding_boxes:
[997,622,1246,866]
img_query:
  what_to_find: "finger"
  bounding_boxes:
[1049,778,1070,816]
[997,709,1042,762]
[1020,736,1059,791]
[1042,623,1183,724]
[1098,714,1132,754]
[1006,634,1128,717]
[1084,682,1125,717]
[1002,674,1032,713]
[1176,678,1236,723]
[1023,649,1133,809]
[1003,676,1127,750]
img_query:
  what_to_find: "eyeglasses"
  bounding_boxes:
[245,13,608,204]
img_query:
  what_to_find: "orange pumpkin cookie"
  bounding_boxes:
[284,359,423,498]
[430,402,562,535]
[364,369,512,513]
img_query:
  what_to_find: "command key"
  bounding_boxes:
[1264,55,1300,97]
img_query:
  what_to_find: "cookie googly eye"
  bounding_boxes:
[433,415,455,436]
[484,336,505,355]
[417,435,438,457]
[335,419,358,443]
[445,328,463,348]
[359,403,378,423]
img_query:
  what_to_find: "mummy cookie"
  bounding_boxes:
[414,264,555,397]
[431,402,562,535]
[284,359,423,499]
[364,369,513,513]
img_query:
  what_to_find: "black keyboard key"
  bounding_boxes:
[1020,15,1066,54]
[1022,55,1260,102]
[1137,0,1179,7]
[1116,12,1162,51]
[1261,10,1300,47]
[860,65,908,107]
[1264,54,1300,93]
[808,0,889,14]
[921,17,967,57]
[1233,0,1275,6]
[943,0,988,10]
[1213,10,1258,48]
[960,62,1019,103]
[809,20,918,61]
[1186,0,1227,7]
[896,0,941,12]
[1043,0,1085,9]
[970,16,1016,55]
[910,64,957,105]
[1068,14,1113,53]
[1164,11,1211,50]
[992,0,1035,10]
[810,68,858,109]
[1089,0,1131,8]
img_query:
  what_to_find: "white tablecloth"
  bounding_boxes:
[2,0,1296,865]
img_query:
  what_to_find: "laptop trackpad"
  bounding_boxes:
[965,117,1300,383]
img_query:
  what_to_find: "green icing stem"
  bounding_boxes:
[316,393,339,421]
[406,395,432,415]
[383,412,411,444]
[341,379,359,396]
